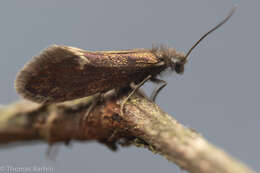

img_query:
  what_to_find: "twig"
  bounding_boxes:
[0,91,255,173]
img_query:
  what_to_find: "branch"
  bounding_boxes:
[0,90,255,173]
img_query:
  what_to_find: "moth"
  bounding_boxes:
[15,7,236,107]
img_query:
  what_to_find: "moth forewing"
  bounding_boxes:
[15,46,165,103]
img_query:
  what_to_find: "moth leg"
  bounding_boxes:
[120,75,152,115]
[46,144,59,161]
[150,78,167,102]
[129,83,148,99]
[83,93,102,122]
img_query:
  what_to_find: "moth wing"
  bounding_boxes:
[16,45,97,103]
[15,45,160,103]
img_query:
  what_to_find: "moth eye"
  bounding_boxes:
[175,63,184,74]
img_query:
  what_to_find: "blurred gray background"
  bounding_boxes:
[0,0,259,172]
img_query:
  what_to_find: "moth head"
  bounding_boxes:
[172,55,186,74]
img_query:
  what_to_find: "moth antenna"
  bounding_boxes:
[184,5,237,60]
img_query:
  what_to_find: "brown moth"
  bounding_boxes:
[15,7,236,104]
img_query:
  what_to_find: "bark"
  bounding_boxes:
[0,90,255,173]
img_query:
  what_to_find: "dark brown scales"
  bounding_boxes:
[15,45,176,103]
